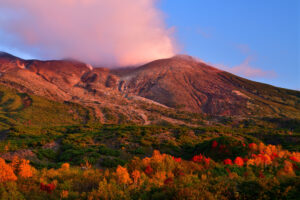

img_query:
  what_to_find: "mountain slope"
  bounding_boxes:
[116,55,300,117]
[0,52,299,120]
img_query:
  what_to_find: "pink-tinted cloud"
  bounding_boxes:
[213,57,277,78]
[0,0,177,66]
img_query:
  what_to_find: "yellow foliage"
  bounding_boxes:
[278,150,288,158]
[61,190,69,199]
[247,159,255,166]
[116,165,132,185]
[263,155,272,165]
[95,178,127,199]
[283,160,295,175]
[45,168,60,178]
[131,170,141,184]
[277,160,295,176]
[167,171,174,179]
[152,150,165,163]
[265,146,273,156]
[152,171,166,186]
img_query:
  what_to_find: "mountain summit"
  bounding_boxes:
[0,52,299,121]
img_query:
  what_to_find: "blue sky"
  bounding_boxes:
[158,0,299,90]
[0,0,299,90]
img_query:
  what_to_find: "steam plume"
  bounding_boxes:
[0,0,176,66]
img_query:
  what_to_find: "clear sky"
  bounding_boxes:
[0,0,299,90]
[158,0,299,90]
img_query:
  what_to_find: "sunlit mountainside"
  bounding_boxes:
[0,52,299,199]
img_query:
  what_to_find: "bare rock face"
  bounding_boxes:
[81,68,119,89]
[0,52,299,118]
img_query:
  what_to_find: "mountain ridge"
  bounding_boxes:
[0,52,299,122]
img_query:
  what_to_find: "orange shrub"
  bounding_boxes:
[60,190,69,199]
[116,165,132,185]
[18,159,34,178]
[61,163,70,171]
[0,158,17,182]
[249,143,258,151]
[131,170,141,184]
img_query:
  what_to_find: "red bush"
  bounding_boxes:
[172,156,182,163]
[144,165,153,175]
[40,183,56,194]
[192,154,203,162]
[164,177,173,185]
[204,157,211,165]
[289,156,299,162]
[223,159,233,165]
[249,143,257,151]
[234,157,244,167]
[212,141,218,148]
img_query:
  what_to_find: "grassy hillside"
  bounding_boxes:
[0,85,96,129]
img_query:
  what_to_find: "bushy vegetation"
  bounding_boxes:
[1,122,299,169]
[0,85,299,199]
[0,141,299,199]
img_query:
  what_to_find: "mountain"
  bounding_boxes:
[1,52,299,200]
[0,52,299,123]
[115,55,300,117]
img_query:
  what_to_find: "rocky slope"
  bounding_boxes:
[0,52,299,122]
[115,55,300,117]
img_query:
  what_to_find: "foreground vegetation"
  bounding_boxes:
[0,85,299,199]
[0,141,299,199]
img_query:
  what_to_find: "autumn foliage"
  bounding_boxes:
[40,182,56,193]
[0,141,299,199]
[0,158,17,182]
